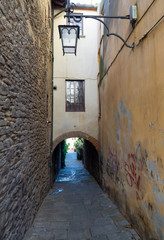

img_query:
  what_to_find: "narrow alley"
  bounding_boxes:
[1,0,164,239]
[24,152,141,240]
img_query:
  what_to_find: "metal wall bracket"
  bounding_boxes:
[58,1,138,49]
[64,3,138,49]
[130,5,138,27]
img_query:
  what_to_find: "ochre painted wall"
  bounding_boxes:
[99,0,164,239]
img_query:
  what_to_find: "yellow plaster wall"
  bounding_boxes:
[99,0,164,239]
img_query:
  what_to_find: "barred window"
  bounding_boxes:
[66,80,85,112]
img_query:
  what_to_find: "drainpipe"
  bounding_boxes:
[50,2,55,187]
[49,2,67,187]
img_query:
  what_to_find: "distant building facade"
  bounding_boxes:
[52,4,99,148]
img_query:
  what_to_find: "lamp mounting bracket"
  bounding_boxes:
[56,1,138,54]
[64,12,136,48]
[63,1,138,49]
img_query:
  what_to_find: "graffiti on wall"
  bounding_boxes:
[124,144,148,200]
[124,153,141,200]
[106,147,120,182]
[106,144,147,200]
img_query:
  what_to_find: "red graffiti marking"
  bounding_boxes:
[136,191,140,201]
[124,154,141,200]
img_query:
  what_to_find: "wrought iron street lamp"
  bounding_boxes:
[56,1,138,55]
[58,25,79,55]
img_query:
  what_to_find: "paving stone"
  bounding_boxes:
[93,217,114,226]
[90,235,108,240]
[70,220,92,229]
[68,228,91,240]
[33,220,70,229]
[107,230,137,240]
[130,229,142,240]
[53,228,68,239]
[23,153,142,240]
[90,224,118,237]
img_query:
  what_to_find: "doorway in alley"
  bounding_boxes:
[52,137,100,184]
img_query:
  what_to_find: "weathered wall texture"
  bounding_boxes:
[0,1,52,239]
[98,0,164,239]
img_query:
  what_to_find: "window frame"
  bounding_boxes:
[65,80,85,112]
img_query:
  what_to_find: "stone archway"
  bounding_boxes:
[52,131,100,184]
[53,131,99,152]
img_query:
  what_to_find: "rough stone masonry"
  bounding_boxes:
[0,0,52,239]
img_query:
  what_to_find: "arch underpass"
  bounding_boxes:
[53,131,99,151]
[52,131,100,183]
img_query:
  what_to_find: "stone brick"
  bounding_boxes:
[0,0,52,239]
[3,138,12,148]
[0,120,8,127]
[0,55,5,65]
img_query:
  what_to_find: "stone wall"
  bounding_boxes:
[0,0,52,239]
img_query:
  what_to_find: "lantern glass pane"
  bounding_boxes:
[62,28,77,47]
[64,48,75,54]
[59,25,79,55]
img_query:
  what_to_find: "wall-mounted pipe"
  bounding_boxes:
[50,2,55,187]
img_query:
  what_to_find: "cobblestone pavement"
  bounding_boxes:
[24,152,142,240]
